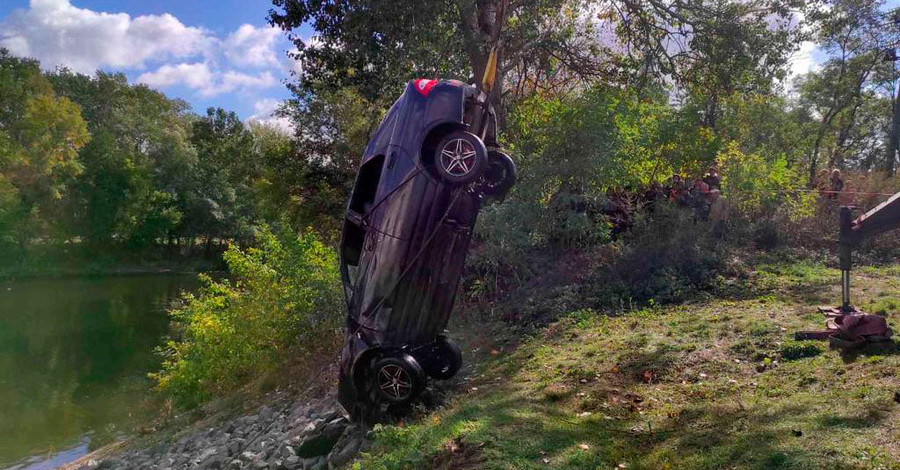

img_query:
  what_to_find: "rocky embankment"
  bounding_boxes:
[75,396,368,470]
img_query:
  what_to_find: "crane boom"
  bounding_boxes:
[837,191,900,311]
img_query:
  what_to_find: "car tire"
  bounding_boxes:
[372,353,425,404]
[422,336,462,380]
[434,130,488,185]
[478,150,516,200]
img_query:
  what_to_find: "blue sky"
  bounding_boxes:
[0,0,314,129]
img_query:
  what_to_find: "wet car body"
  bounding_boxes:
[337,79,511,416]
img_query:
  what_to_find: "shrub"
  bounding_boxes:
[869,296,900,316]
[587,203,731,307]
[151,225,342,407]
[779,341,823,361]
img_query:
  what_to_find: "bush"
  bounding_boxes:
[151,225,342,407]
[780,341,823,361]
[587,203,732,307]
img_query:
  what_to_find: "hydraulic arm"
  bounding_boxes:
[838,192,900,311]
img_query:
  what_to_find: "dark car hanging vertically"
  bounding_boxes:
[336,72,515,417]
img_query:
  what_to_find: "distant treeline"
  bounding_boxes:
[0,50,353,265]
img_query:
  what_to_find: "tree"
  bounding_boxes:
[601,0,808,128]
[48,69,195,246]
[0,50,89,247]
[259,89,377,237]
[798,0,893,182]
[184,108,258,247]
[268,0,611,105]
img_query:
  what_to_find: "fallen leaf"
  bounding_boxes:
[641,370,655,383]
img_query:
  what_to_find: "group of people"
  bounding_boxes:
[602,167,728,235]
[814,168,845,200]
[595,166,852,237]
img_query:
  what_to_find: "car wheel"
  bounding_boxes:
[478,150,516,200]
[373,354,425,404]
[422,336,462,380]
[434,130,488,185]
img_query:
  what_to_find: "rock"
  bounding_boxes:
[226,460,243,470]
[321,418,347,440]
[301,421,319,435]
[96,458,127,469]
[283,456,301,469]
[326,425,367,469]
[259,405,274,421]
[197,448,219,462]
[279,444,297,459]
[228,438,245,457]
[307,456,327,470]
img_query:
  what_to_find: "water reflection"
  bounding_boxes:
[0,274,198,468]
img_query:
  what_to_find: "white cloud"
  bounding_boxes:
[0,0,213,73]
[788,40,818,79]
[251,98,283,115]
[137,62,213,89]
[138,63,277,97]
[248,98,293,134]
[224,24,281,68]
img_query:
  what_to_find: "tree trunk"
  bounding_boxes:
[809,118,831,186]
[887,93,899,176]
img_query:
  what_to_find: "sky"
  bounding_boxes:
[1,0,899,130]
[0,0,315,131]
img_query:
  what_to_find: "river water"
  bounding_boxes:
[0,274,200,469]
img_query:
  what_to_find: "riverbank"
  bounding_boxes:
[65,392,365,470]
[62,358,468,470]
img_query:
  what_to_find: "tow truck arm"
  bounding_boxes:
[838,192,900,311]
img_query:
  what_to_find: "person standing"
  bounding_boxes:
[703,166,721,191]
[829,169,844,200]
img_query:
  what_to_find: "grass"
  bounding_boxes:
[353,263,900,469]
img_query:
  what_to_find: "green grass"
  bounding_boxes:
[354,264,900,470]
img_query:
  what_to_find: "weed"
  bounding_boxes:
[779,341,823,361]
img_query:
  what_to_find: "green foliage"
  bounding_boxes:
[590,204,730,307]
[868,296,900,316]
[0,50,89,249]
[779,341,823,361]
[717,142,816,220]
[269,0,598,101]
[151,226,342,407]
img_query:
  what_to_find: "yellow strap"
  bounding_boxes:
[481,47,498,93]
